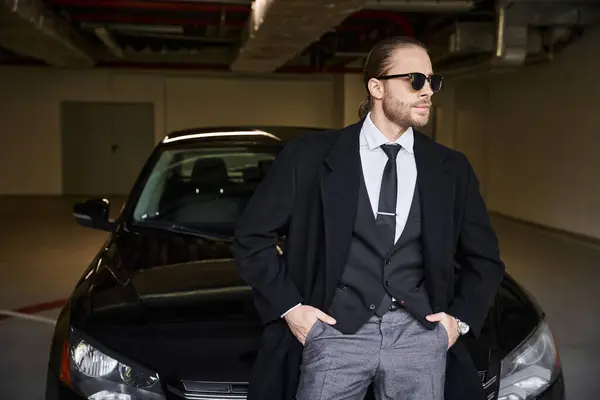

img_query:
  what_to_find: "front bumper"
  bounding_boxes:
[46,364,566,400]
[46,365,174,400]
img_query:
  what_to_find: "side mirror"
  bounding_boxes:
[73,198,115,231]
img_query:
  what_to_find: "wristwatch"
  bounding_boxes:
[455,318,470,335]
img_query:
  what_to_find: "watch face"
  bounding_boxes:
[458,322,469,334]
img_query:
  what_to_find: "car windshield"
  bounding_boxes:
[130,141,283,236]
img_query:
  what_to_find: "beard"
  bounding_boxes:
[382,93,430,129]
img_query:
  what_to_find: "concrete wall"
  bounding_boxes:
[435,25,600,240]
[2,22,600,241]
[0,67,335,195]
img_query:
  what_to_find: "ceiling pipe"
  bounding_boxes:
[94,61,363,73]
[45,0,250,13]
[51,0,413,30]
[363,0,473,12]
[120,32,236,43]
[81,23,184,34]
[277,65,363,74]
[71,14,248,27]
[81,23,235,42]
[71,12,411,34]
[51,0,415,36]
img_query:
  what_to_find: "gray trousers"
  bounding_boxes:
[296,308,448,400]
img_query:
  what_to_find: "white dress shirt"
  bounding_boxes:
[281,112,417,317]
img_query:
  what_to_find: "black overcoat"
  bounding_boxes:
[233,118,506,400]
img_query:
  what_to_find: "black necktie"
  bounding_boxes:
[376,144,402,250]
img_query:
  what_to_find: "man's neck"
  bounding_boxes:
[370,111,408,143]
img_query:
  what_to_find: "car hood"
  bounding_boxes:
[70,225,543,391]
[74,226,263,383]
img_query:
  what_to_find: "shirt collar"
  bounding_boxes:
[361,112,414,154]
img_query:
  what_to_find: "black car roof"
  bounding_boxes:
[160,125,330,146]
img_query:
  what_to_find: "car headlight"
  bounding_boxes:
[62,327,166,400]
[498,319,561,400]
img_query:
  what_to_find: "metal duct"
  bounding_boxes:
[439,6,530,65]
[434,0,600,77]
[431,22,544,65]
[0,0,95,67]
[81,23,185,35]
[230,0,368,73]
[491,6,528,67]
[362,0,474,12]
[431,5,532,75]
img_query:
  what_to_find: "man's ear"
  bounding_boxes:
[367,78,384,101]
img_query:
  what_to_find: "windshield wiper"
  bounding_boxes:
[131,220,231,241]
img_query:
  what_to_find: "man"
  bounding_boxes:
[233,36,505,400]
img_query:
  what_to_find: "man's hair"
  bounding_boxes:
[358,36,428,119]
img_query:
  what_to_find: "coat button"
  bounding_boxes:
[369,304,375,310]
[385,281,390,287]
[385,259,391,265]
[434,306,441,312]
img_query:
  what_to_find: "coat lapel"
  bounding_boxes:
[320,120,363,306]
[413,132,454,301]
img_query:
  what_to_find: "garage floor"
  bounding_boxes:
[0,196,598,399]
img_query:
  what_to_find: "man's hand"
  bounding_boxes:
[426,312,458,349]
[284,305,336,345]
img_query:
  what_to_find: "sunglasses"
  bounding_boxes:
[376,72,443,92]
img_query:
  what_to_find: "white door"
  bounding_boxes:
[111,103,155,195]
[61,102,155,196]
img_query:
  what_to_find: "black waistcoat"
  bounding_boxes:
[327,171,436,334]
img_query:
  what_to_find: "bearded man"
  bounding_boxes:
[233,35,506,400]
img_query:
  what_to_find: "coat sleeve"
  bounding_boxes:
[448,156,506,338]
[232,139,304,325]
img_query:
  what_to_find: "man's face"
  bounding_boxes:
[377,46,435,128]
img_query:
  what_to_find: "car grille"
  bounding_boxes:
[168,381,248,400]
[479,370,499,400]
[168,373,498,400]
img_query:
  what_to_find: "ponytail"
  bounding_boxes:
[358,95,371,119]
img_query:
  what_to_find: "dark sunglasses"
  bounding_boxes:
[376,72,443,92]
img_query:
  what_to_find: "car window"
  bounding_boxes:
[131,144,280,235]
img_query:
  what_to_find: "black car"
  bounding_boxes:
[46,126,565,400]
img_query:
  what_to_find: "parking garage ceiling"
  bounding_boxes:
[0,0,599,75]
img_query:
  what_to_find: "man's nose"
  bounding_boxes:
[419,90,432,100]
[420,82,434,96]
